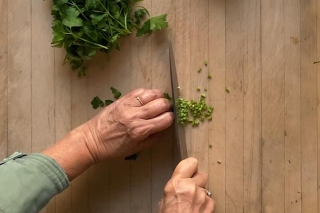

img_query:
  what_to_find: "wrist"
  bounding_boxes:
[42,124,96,181]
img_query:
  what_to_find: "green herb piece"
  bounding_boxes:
[136,14,168,37]
[226,87,230,93]
[105,100,114,106]
[204,88,207,92]
[197,87,201,91]
[164,93,172,101]
[201,93,206,98]
[197,68,202,73]
[125,153,138,161]
[208,74,212,79]
[110,87,122,99]
[204,60,208,66]
[134,8,148,25]
[177,86,181,90]
[91,96,104,109]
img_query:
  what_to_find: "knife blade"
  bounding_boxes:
[169,41,188,160]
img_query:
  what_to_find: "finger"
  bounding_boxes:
[171,157,199,179]
[191,172,208,187]
[203,197,215,213]
[126,88,164,105]
[142,112,174,135]
[139,98,171,119]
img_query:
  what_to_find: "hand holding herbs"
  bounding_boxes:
[51,0,168,76]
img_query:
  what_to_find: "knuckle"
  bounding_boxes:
[197,190,206,204]
[135,88,146,96]
[158,98,170,110]
[148,90,157,99]
[129,126,142,140]
[164,181,174,195]
[185,157,198,168]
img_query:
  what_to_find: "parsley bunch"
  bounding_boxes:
[51,0,168,76]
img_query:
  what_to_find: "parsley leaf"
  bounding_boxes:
[164,92,172,101]
[136,14,168,37]
[91,96,104,109]
[110,87,122,99]
[62,7,83,28]
[105,100,114,106]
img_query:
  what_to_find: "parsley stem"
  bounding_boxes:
[78,38,108,50]
[97,0,129,32]
[70,2,90,22]
[66,32,108,50]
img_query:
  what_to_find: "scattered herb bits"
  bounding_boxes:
[204,60,208,66]
[51,0,168,76]
[208,74,212,79]
[226,87,230,93]
[197,68,202,73]
[209,144,212,148]
[197,87,201,91]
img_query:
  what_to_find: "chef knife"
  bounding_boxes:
[169,41,188,160]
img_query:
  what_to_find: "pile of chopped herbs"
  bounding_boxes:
[164,92,214,127]
[51,0,168,76]
[176,94,213,126]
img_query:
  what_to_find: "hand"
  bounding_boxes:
[158,158,215,213]
[85,88,174,162]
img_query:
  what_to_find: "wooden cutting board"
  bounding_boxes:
[0,0,319,212]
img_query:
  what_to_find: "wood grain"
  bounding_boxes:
[225,0,244,212]
[4,1,320,212]
[261,0,285,212]
[318,0,320,209]
[243,0,262,212]
[301,0,318,212]
[208,0,226,212]
[8,0,32,154]
[189,0,209,174]
[0,0,8,160]
[284,0,301,212]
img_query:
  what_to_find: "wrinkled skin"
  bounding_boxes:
[85,88,174,162]
[158,158,215,213]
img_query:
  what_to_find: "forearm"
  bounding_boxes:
[42,123,96,181]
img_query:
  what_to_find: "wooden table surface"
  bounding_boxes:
[1,0,320,212]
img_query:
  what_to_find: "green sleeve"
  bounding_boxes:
[0,152,70,213]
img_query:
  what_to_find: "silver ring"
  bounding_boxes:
[205,189,212,198]
[136,97,144,106]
